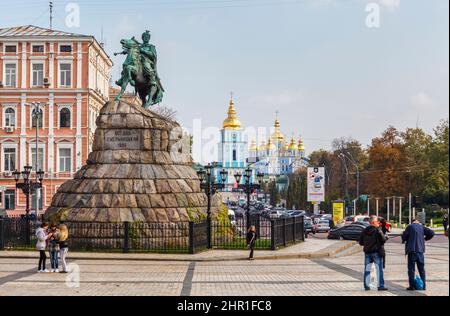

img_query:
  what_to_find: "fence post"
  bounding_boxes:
[301,216,305,242]
[283,218,287,247]
[123,222,130,253]
[293,217,296,242]
[189,222,195,254]
[0,219,4,251]
[270,220,276,251]
[207,217,212,249]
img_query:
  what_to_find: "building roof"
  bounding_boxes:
[0,25,90,38]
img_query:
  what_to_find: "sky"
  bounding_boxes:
[1,0,449,161]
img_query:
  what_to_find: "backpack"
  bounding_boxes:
[414,276,425,290]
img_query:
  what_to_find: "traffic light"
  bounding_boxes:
[412,196,422,208]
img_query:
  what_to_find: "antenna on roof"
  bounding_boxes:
[49,1,54,30]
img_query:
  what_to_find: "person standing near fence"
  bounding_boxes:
[443,214,448,235]
[247,226,257,260]
[36,222,52,273]
[58,224,69,273]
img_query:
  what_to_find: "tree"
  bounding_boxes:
[286,168,308,210]
[268,181,281,207]
[366,126,407,199]
[423,119,449,205]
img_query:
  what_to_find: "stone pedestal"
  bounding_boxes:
[46,100,217,223]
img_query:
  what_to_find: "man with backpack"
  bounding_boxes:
[359,216,388,291]
[402,218,435,291]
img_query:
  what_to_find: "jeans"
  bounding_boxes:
[49,251,59,270]
[60,248,68,272]
[364,253,385,289]
[38,250,47,271]
[408,252,426,289]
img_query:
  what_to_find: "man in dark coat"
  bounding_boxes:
[402,218,435,291]
[359,216,388,291]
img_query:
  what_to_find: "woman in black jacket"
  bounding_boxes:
[247,226,257,260]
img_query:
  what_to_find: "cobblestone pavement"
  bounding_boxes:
[0,242,447,296]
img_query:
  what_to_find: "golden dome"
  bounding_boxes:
[222,97,242,130]
[288,135,297,150]
[259,140,267,151]
[267,138,276,150]
[298,136,305,152]
[271,112,285,142]
[249,140,258,152]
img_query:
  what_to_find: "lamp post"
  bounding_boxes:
[197,164,227,249]
[339,152,360,213]
[13,167,44,243]
[31,102,45,217]
[234,167,264,229]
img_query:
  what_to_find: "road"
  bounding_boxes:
[0,239,447,296]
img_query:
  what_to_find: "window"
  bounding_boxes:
[59,108,71,128]
[5,108,15,127]
[31,190,43,211]
[5,45,17,53]
[59,63,71,87]
[32,63,44,87]
[4,190,15,210]
[32,45,44,53]
[5,64,17,87]
[3,148,16,172]
[59,45,72,53]
[31,147,44,171]
[31,108,43,128]
[233,149,237,162]
[59,148,72,172]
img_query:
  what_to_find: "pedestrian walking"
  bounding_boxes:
[359,216,388,291]
[247,226,257,260]
[58,224,69,273]
[443,214,448,235]
[36,222,52,273]
[48,224,60,273]
[402,218,435,291]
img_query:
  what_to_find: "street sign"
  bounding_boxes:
[307,167,325,202]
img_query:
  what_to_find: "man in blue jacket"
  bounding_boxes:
[402,218,435,291]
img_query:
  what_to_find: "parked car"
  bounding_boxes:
[289,211,305,217]
[304,217,317,237]
[354,215,370,223]
[316,219,331,233]
[327,222,370,240]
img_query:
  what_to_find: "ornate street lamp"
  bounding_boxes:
[234,167,264,229]
[197,164,228,248]
[13,165,44,244]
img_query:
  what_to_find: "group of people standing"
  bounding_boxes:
[359,216,435,291]
[36,222,69,273]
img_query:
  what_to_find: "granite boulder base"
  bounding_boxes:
[45,100,218,223]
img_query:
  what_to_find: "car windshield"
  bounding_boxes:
[319,220,329,224]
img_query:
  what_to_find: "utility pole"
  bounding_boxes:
[375,198,380,217]
[367,196,370,216]
[392,196,396,217]
[386,197,391,222]
[399,197,404,227]
[409,193,412,224]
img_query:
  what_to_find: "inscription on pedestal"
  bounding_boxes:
[105,130,142,150]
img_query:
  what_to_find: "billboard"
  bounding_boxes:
[333,201,345,224]
[307,167,325,202]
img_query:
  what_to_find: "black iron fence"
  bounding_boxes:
[0,215,304,254]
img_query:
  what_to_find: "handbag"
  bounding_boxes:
[414,275,425,290]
